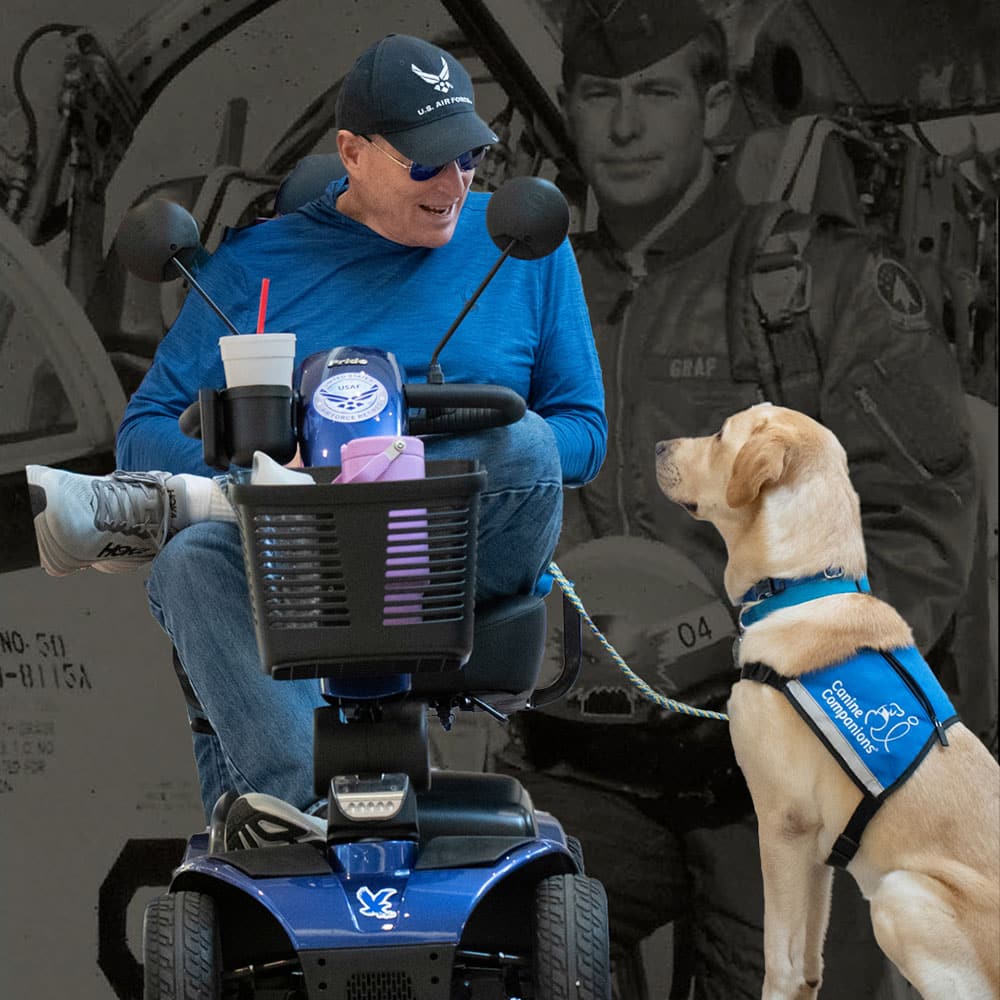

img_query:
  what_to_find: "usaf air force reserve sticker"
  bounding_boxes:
[313,370,389,423]
[873,256,929,330]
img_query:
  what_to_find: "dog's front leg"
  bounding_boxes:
[758,828,834,1000]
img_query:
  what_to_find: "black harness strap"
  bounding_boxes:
[740,660,786,690]
[826,797,882,868]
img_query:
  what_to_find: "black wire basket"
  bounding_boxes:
[229,461,485,680]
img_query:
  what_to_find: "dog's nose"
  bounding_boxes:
[655,440,672,456]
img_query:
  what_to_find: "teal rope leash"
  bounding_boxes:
[547,561,730,723]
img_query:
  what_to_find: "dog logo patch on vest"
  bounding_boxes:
[866,703,921,750]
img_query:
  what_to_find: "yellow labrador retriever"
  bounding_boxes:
[656,402,999,1000]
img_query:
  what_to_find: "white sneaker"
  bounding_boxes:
[26,466,172,576]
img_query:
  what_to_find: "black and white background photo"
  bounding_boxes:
[1,2,996,997]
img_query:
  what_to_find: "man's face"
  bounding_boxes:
[337,133,475,248]
[562,44,712,219]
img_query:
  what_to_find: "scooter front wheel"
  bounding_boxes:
[532,873,612,999]
[143,890,222,999]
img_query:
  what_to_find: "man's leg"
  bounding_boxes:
[146,520,325,817]
[424,410,563,601]
[424,411,563,770]
[183,703,231,820]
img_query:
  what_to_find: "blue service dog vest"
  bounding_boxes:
[742,646,957,866]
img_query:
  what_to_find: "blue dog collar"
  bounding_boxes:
[739,569,871,630]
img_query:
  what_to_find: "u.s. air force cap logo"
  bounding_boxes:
[874,258,925,320]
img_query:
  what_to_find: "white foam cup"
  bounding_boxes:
[219,333,296,388]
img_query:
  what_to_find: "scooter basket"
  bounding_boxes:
[229,461,485,680]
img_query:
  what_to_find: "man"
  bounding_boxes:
[27,33,607,841]
[498,2,979,997]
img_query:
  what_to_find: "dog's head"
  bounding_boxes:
[655,403,866,601]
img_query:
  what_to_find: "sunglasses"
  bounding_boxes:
[362,136,489,181]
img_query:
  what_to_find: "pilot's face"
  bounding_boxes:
[563,44,709,220]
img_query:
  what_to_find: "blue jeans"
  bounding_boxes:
[146,411,563,818]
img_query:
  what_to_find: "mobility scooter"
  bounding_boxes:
[116,175,612,999]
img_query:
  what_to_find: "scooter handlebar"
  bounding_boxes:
[176,382,527,467]
[404,383,526,434]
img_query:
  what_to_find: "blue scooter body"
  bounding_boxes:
[173,809,571,952]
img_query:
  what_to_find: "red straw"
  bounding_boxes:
[255,277,270,334]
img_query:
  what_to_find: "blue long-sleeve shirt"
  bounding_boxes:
[117,179,607,485]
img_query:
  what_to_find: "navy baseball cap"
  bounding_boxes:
[336,34,499,167]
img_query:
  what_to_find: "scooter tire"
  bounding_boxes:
[532,873,612,999]
[143,891,222,1000]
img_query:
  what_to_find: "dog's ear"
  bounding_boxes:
[726,424,795,508]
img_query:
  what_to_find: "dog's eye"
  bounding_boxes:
[714,429,723,441]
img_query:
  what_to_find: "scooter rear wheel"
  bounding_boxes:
[532,873,612,999]
[143,890,222,999]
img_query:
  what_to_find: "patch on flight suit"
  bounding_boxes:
[666,356,721,379]
[645,355,726,379]
[855,251,968,477]
[874,258,926,326]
